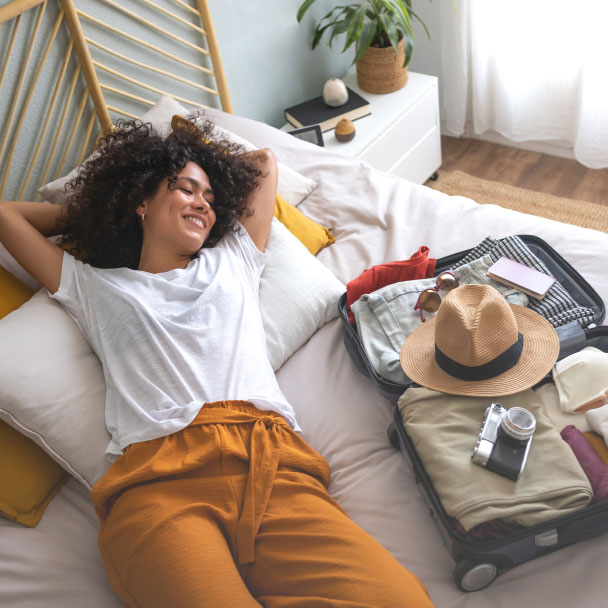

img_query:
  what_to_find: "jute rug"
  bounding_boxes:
[426,169,608,233]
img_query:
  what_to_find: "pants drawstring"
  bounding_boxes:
[235,416,282,565]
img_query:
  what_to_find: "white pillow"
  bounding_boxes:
[261,219,345,370]
[38,96,317,207]
[0,219,344,489]
[0,291,109,489]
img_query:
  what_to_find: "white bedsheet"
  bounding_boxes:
[2,110,607,607]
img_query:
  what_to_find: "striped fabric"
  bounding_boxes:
[451,236,596,328]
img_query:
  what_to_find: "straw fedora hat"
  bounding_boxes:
[400,284,559,396]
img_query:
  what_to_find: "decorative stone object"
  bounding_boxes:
[335,118,356,143]
[322,78,349,107]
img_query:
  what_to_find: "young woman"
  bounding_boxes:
[0,119,433,607]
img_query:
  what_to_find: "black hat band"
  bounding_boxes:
[434,333,525,382]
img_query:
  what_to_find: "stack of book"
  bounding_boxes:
[284,87,371,133]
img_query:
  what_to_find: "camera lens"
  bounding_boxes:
[500,407,536,442]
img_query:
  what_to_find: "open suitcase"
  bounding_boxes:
[338,235,608,591]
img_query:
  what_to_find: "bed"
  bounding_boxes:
[1,1,608,606]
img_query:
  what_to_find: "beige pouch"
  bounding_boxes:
[552,346,608,414]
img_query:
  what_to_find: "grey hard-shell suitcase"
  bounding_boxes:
[338,235,608,591]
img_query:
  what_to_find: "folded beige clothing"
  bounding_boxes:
[399,387,593,531]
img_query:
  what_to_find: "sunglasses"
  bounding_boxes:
[413,271,459,322]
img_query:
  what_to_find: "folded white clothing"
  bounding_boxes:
[552,347,608,414]
[586,404,608,446]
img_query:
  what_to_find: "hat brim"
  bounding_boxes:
[400,304,560,396]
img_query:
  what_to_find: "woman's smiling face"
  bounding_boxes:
[138,161,217,257]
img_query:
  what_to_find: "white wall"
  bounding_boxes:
[209,0,355,127]
[407,0,442,80]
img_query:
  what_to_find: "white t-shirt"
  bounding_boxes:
[50,225,299,461]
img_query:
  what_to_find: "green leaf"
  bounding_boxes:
[326,7,355,47]
[353,20,377,64]
[379,0,413,36]
[312,21,336,49]
[393,0,413,25]
[402,30,414,66]
[328,16,352,49]
[318,5,350,25]
[296,0,318,23]
[379,13,399,50]
[313,6,351,50]
[342,5,367,52]
[408,8,431,39]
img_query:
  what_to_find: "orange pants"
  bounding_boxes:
[91,401,433,608]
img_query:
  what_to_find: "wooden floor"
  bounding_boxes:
[437,136,608,207]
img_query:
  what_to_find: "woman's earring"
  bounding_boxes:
[140,212,145,222]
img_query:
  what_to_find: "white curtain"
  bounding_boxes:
[439,0,608,169]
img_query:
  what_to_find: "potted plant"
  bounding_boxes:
[296,0,431,94]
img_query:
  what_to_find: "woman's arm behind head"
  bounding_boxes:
[237,148,277,252]
[0,201,65,293]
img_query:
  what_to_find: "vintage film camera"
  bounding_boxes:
[471,403,536,481]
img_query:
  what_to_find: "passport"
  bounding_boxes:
[486,256,556,300]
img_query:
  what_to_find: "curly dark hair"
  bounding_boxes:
[56,116,262,269]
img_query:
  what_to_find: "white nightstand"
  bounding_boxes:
[285,70,442,184]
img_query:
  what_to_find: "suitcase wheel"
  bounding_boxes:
[387,422,400,450]
[453,559,498,592]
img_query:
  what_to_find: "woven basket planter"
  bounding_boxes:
[356,37,408,94]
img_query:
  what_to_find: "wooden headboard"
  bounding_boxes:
[0,0,232,202]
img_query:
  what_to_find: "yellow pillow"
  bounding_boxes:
[274,193,335,255]
[0,420,69,527]
[0,265,69,527]
[0,265,36,318]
